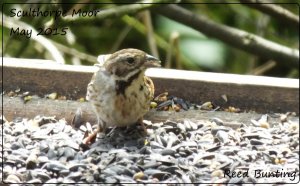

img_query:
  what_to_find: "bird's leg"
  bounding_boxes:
[83,116,105,145]
[97,115,107,133]
[106,126,117,137]
[95,114,101,132]
[137,117,147,134]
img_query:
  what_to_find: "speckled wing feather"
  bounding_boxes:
[144,76,155,102]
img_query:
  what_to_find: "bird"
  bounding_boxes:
[86,48,161,135]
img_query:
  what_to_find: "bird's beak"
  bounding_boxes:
[144,54,161,67]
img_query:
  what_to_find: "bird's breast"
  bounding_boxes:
[112,75,151,126]
[87,69,152,127]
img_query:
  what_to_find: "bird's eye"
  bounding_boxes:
[126,57,135,65]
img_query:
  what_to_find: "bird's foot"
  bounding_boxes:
[137,117,148,135]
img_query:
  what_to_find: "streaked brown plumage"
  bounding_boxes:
[86,48,161,133]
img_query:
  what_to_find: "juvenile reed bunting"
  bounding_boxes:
[86,48,161,134]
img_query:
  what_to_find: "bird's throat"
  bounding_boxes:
[115,70,141,96]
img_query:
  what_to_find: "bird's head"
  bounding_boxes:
[100,48,161,81]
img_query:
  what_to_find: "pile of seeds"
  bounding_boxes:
[151,92,218,112]
[1,113,299,184]
[151,92,241,113]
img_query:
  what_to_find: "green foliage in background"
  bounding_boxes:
[1,1,299,78]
